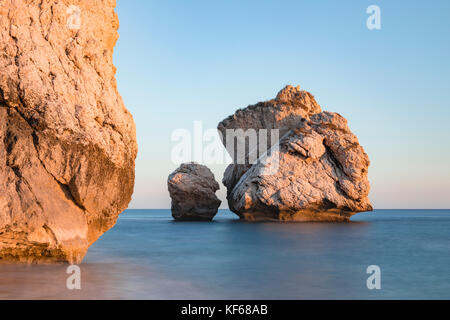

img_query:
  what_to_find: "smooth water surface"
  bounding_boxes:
[1,209,449,299]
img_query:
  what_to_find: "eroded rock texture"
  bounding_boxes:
[0,0,137,263]
[219,85,372,221]
[168,163,221,221]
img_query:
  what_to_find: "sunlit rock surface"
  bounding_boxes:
[0,0,137,263]
[219,86,372,221]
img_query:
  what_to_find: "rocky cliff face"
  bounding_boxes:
[219,86,372,221]
[0,0,137,263]
[168,163,221,221]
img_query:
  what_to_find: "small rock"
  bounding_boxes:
[0,0,137,263]
[168,163,221,221]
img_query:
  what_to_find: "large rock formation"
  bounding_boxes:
[219,85,372,221]
[168,163,221,221]
[0,1,137,263]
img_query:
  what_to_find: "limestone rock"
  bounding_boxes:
[168,163,221,221]
[0,0,137,263]
[219,86,372,221]
[218,85,321,160]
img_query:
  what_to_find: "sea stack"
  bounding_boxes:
[168,163,221,221]
[218,85,372,221]
[0,1,137,263]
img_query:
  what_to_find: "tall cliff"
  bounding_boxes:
[0,0,137,263]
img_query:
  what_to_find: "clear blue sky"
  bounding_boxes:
[114,0,450,209]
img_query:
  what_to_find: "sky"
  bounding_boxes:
[113,0,450,209]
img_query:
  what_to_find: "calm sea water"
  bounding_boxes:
[1,209,449,299]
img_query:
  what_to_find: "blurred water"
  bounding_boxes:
[1,209,449,299]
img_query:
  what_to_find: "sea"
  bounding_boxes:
[1,209,449,300]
